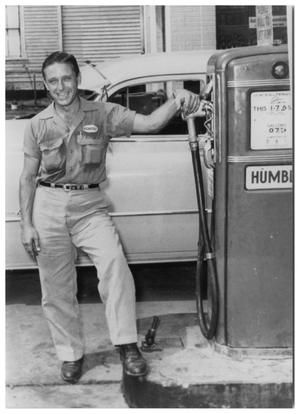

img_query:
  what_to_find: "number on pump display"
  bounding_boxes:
[268,126,287,134]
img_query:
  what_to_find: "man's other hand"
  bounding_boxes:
[21,224,41,259]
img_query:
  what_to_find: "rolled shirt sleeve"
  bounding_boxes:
[104,103,136,139]
[23,119,42,160]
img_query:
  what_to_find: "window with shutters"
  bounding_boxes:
[5,6,24,58]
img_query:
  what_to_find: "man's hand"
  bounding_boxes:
[133,88,201,134]
[173,89,201,116]
[21,224,41,259]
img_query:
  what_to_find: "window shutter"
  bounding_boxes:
[62,5,144,65]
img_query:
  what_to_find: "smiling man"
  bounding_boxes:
[19,51,200,384]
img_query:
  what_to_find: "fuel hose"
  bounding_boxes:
[187,117,219,339]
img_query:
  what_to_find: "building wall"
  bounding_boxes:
[6,5,216,91]
[166,6,216,51]
[143,5,216,54]
[6,5,143,91]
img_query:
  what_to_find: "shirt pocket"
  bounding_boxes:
[40,137,65,173]
[77,134,104,165]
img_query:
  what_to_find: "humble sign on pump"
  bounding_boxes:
[245,165,293,190]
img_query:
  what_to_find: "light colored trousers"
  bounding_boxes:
[33,185,137,361]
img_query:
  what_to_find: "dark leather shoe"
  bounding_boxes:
[118,343,148,376]
[61,357,83,384]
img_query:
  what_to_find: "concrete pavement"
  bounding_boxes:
[6,265,293,408]
[6,299,293,408]
[6,299,196,408]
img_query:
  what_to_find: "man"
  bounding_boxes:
[19,51,200,384]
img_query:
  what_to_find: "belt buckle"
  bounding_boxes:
[63,184,77,191]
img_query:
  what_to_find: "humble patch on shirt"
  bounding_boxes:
[83,125,98,134]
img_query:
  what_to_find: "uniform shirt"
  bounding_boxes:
[23,97,136,184]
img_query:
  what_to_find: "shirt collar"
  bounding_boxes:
[38,96,99,120]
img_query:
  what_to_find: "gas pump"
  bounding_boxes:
[188,45,293,352]
[123,45,293,407]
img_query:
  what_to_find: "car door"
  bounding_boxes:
[81,77,207,264]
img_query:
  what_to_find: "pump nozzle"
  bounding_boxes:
[200,79,213,100]
[183,100,213,120]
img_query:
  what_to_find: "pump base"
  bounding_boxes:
[122,313,293,408]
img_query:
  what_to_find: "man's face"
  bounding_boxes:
[43,62,81,107]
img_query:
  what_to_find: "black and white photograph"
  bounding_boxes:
[4,2,294,409]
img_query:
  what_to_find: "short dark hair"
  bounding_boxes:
[42,51,80,79]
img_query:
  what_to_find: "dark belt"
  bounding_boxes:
[39,181,99,190]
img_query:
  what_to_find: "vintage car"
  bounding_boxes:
[6,50,216,269]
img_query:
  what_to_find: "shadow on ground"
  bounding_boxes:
[6,262,196,305]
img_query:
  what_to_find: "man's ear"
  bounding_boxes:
[77,72,82,86]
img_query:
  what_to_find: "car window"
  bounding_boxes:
[108,80,206,135]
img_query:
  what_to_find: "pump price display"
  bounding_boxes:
[245,165,293,190]
[251,91,292,149]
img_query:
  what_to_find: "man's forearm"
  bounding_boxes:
[133,98,179,134]
[132,88,200,134]
[147,98,180,132]
[19,174,37,226]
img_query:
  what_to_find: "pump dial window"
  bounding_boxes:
[250,91,292,150]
